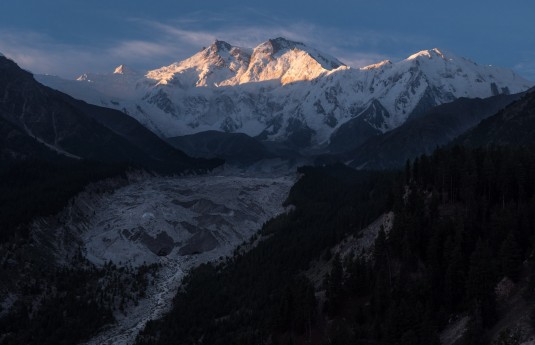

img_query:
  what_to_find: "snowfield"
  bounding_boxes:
[33,172,294,345]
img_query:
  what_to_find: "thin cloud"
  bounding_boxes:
[0,30,107,77]
[513,51,535,81]
[335,52,393,69]
[108,40,180,60]
[0,14,446,78]
[132,19,216,46]
[514,62,535,81]
[134,16,416,62]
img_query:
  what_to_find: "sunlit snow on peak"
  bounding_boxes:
[361,60,393,70]
[113,64,136,75]
[208,40,232,52]
[36,40,534,146]
[407,48,449,61]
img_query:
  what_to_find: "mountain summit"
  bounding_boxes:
[239,37,344,85]
[406,48,449,60]
[36,39,533,149]
[144,37,343,87]
[113,64,138,75]
[145,40,252,87]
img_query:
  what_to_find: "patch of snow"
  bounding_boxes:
[495,277,516,300]
[0,293,16,318]
[335,211,395,261]
[440,316,470,345]
[306,212,394,290]
[22,123,81,159]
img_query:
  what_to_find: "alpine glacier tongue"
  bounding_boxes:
[35,40,534,148]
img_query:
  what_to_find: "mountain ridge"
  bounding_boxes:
[0,55,220,172]
[344,92,526,170]
[455,89,535,148]
[36,39,533,149]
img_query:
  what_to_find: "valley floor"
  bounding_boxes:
[51,172,294,345]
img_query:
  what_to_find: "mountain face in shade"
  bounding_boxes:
[456,89,535,148]
[0,55,220,172]
[344,92,525,170]
[36,39,532,149]
[167,131,273,164]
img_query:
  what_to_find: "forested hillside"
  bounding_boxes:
[136,146,535,345]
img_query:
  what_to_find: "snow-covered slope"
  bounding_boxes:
[36,39,533,148]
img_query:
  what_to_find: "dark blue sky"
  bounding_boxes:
[1,0,534,79]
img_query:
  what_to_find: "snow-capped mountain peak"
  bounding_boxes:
[37,40,534,149]
[144,37,344,87]
[407,48,449,61]
[145,39,252,87]
[208,39,232,52]
[238,37,345,85]
[113,64,137,75]
[75,64,142,82]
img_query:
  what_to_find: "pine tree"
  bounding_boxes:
[500,231,522,282]
[444,239,465,312]
[374,227,388,269]
[326,254,343,314]
[466,240,496,327]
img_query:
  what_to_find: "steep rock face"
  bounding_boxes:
[36,41,533,149]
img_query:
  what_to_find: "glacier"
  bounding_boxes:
[27,171,295,345]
